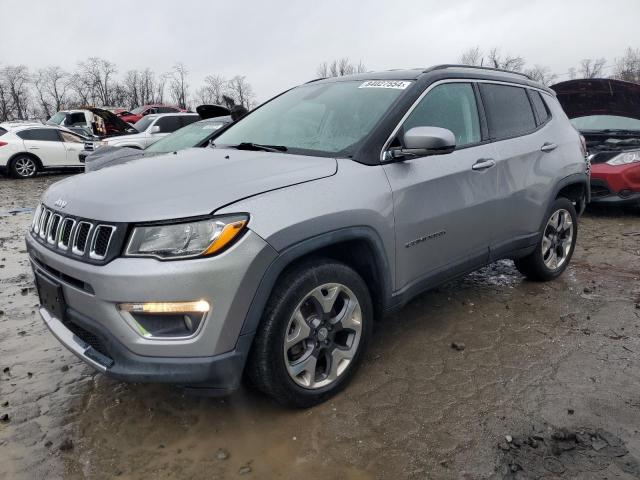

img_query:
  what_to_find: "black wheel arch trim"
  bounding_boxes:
[547,172,589,222]
[239,226,393,337]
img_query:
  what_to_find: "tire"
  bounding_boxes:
[246,258,373,408]
[515,197,578,281]
[10,155,38,179]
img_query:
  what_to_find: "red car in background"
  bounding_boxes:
[119,104,187,124]
[552,79,640,206]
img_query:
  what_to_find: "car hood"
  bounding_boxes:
[85,146,151,172]
[42,148,338,222]
[551,78,640,120]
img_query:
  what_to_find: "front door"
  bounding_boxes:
[59,131,86,165]
[20,128,67,166]
[383,82,499,292]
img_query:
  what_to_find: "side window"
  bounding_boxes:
[179,116,199,127]
[530,91,551,125]
[17,128,62,141]
[401,83,481,148]
[59,131,83,143]
[155,116,182,133]
[480,84,537,139]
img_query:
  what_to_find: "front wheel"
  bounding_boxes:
[246,259,373,408]
[10,155,38,178]
[515,197,578,281]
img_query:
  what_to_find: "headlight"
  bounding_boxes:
[607,150,640,166]
[125,215,248,259]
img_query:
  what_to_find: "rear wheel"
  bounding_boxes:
[515,197,577,281]
[247,259,373,408]
[10,155,38,179]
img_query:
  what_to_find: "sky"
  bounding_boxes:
[1,0,638,103]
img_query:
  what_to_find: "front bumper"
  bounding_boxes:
[590,163,640,205]
[27,229,277,387]
[41,305,253,391]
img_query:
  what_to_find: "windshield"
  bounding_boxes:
[133,116,154,132]
[130,106,145,115]
[571,115,640,132]
[214,80,410,156]
[47,112,66,125]
[146,120,226,152]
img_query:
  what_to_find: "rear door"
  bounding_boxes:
[18,128,67,166]
[383,81,499,292]
[479,83,555,259]
[59,131,85,165]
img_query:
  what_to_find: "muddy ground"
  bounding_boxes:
[1,172,639,480]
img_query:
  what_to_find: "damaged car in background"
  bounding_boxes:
[553,78,640,206]
[46,107,137,139]
[81,105,231,171]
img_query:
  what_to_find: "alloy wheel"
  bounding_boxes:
[15,157,36,177]
[542,208,574,270]
[283,283,362,389]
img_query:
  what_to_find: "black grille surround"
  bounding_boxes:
[30,204,129,265]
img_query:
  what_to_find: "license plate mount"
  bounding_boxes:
[34,271,66,321]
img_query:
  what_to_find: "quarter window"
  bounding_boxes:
[480,84,537,139]
[530,91,551,125]
[17,128,62,141]
[60,131,83,143]
[401,83,481,148]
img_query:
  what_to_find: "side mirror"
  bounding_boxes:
[389,126,456,160]
[150,125,161,134]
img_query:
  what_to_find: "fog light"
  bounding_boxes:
[118,300,210,338]
[619,189,632,198]
[118,300,210,314]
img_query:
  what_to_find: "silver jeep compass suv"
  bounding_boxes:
[27,65,589,407]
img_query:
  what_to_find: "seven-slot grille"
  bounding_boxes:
[31,204,119,262]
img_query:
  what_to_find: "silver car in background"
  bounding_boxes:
[26,65,589,407]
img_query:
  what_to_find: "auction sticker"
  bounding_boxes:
[359,80,412,89]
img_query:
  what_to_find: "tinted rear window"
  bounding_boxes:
[480,84,537,139]
[17,128,61,141]
[530,91,551,124]
[0,127,6,137]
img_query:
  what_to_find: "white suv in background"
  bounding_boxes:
[90,113,200,150]
[0,124,86,179]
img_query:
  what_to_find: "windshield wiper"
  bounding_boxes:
[589,129,640,135]
[233,142,288,152]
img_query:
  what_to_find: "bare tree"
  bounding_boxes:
[578,58,607,79]
[524,65,558,86]
[613,47,640,83]
[2,65,31,119]
[33,66,70,116]
[227,75,255,108]
[460,46,483,66]
[317,58,366,78]
[169,63,189,109]
[487,48,525,72]
[0,76,13,121]
[78,57,118,105]
[196,74,228,105]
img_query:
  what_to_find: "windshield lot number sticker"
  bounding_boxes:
[359,80,412,90]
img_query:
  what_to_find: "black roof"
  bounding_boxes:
[311,64,553,93]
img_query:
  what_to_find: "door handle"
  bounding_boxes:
[472,158,496,171]
[540,142,558,152]
[28,147,40,150]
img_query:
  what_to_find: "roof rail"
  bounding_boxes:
[305,77,327,84]
[425,64,531,80]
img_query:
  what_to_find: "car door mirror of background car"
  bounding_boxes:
[388,126,456,160]
[150,125,161,134]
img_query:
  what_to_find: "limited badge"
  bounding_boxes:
[359,80,412,90]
